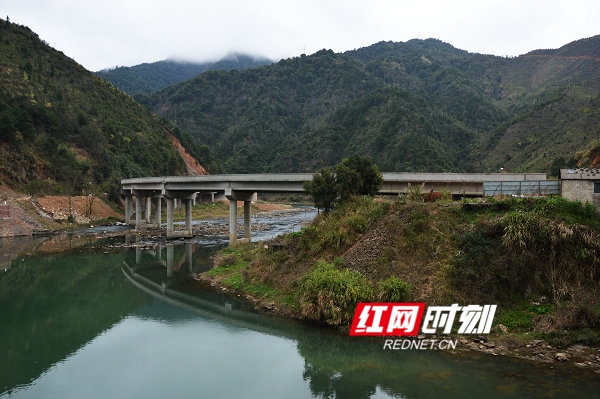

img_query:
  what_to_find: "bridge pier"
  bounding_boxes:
[137,196,162,229]
[154,197,162,226]
[145,197,152,223]
[165,191,196,238]
[135,195,143,230]
[229,199,237,243]
[166,197,174,236]
[225,188,257,245]
[184,198,193,236]
[127,186,164,230]
[124,195,133,225]
[244,200,251,239]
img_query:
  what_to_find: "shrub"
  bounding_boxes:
[500,211,540,249]
[323,229,348,250]
[298,261,372,325]
[213,252,239,267]
[407,182,424,202]
[440,190,453,202]
[376,276,411,302]
[348,215,367,234]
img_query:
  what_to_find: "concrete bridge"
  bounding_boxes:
[121,172,546,244]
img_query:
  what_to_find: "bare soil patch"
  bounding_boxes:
[0,187,122,237]
[35,195,120,222]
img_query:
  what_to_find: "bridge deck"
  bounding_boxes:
[122,172,546,196]
[121,172,547,245]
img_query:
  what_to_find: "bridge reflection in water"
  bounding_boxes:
[120,245,600,399]
[121,243,308,338]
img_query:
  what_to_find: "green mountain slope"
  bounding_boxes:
[145,37,600,174]
[145,50,382,172]
[96,54,273,96]
[145,47,486,173]
[477,37,600,173]
[0,20,217,200]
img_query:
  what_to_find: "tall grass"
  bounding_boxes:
[298,261,372,325]
[297,261,412,326]
[448,197,600,303]
[297,195,388,257]
[376,276,411,302]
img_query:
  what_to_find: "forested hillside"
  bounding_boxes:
[96,54,273,96]
[144,37,600,174]
[0,20,218,201]
[4,16,597,188]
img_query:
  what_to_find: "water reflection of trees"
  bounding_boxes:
[127,245,600,399]
[296,328,600,399]
[297,332,392,399]
[0,251,148,395]
[303,362,377,399]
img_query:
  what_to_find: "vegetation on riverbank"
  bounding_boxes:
[203,195,600,350]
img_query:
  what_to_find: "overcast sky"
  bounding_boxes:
[2,0,599,71]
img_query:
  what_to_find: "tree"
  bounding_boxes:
[335,162,361,201]
[305,155,384,212]
[335,154,383,199]
[304,167,337,213]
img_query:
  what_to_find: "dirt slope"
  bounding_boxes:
[1,184,122,237]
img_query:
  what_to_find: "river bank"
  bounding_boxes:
[195,259,600,373]
[0,182,303,239]
[194,196,600,373]
[0,184,122,238]
[3,192,599,373]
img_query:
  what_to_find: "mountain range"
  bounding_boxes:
[96,54,273,96]
[0,19,218,201]
[2,17,600,200]
[135,36,600,175]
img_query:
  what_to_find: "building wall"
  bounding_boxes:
[561,180,600,206]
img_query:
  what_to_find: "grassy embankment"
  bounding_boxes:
[204,195,600,347]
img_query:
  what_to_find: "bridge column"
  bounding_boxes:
[155,197,162,227]
[165,191,196,239]
[131,189,164,231]
[229,199,237,243]
[166,197,174,237]
[135,196,143,230]
[124,195,133,225]
[225,188,257,245]
[244,200,251,239]
[145,197,152,223]
[184,198,193,236]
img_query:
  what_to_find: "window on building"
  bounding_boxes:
[594,182,600,193]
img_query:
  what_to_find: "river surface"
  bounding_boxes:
[1,209,599,398]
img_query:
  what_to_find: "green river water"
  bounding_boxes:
[1,215,599,398]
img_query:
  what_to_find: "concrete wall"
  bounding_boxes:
[561,180,600,206]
